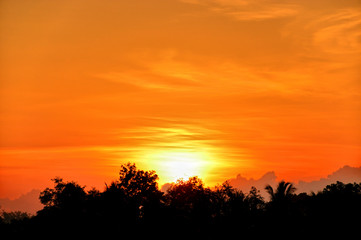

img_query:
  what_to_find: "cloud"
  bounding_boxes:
[227,165,361,198]
[312,9,361,55]
[297,165,361,194]
[225,4,299,21]
[280,6,361,59]
[95,50,204,91]
[227,171,277,198]
[120,124,220,148]
[0,189,42,214]
[96,70,201,91]
[180,0,300,21]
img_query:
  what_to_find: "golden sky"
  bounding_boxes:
[1,0,361,198]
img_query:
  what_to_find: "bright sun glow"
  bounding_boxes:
[130,126,221,185]
[143,149,215,184]
[160,151,207,181]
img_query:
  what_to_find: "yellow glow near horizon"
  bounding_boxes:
[119,125,223,185]
[142,149,216,184]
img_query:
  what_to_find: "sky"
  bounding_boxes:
[1,0,361,199]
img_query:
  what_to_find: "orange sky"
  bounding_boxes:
[1,0,361,199]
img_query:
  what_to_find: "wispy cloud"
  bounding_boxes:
[117,123,223,150]
[280,6,361,58]
[95,50,204,91]
[96,70,201,91]
[312,9,361,54]
[217,4,299,21]
[180,0,300,21]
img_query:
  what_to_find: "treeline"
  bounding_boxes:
[1,163,361,238]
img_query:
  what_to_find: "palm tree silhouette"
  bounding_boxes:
[265,180,296,202]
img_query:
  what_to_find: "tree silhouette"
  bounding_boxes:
[98,162,164,235]
[246,186,265,213]
[2,163,360,238]
[39,177,87,210]
[165,177,212,223]
[0,208,31,224]
[265,180,296,202]
[309,181,361,236]
[263,180,297,235]
[213,181,246,219]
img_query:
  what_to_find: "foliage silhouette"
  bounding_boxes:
[265,180,296,202]
[2,163,360,238]
[39,177,87,209]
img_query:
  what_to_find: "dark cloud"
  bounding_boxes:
[297,165,361,194]
[226,165,361,198]
[227,171,278,198]
[0,189,42,214]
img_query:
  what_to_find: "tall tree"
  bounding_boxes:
[103,162,163,224]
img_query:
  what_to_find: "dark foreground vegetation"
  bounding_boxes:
[1,163,360,238]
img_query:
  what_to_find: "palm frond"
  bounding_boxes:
[265,184,275,201]
[285,182,297,196]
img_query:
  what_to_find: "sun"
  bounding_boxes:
[161,151,206,181]
[130,126,221,185]
[142,149,215,184]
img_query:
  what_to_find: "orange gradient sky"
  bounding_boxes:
[1,0,361,199]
